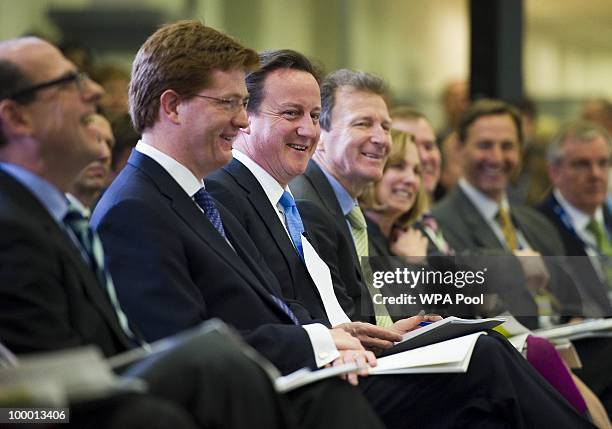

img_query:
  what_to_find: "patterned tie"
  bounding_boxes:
[346,205,393,327]
[278,191,305,260]
[193,189,299,323]
[586,218,612,289]
[63,202,137,342]
[496,207,519,251]
[193,188,227,239]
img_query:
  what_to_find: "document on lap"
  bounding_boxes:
[302,235,351,326]
[370,332,485,374]
[378,316,505,358]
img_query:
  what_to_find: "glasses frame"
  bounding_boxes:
[5,71,89,101]
[191,93,249,112]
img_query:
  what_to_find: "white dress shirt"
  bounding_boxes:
[233,149,342,366]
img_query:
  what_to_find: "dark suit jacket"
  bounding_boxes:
[431,186,583,320]
[0,169,132,356]
[290,160,378,323]
[538,193,612,317]
[91,151,315,375]
[206,159,330,324]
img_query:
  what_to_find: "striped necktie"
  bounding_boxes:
[63,202,138,343]
[346,206,393,327]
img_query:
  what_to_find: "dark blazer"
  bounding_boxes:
[290,160,375,323]
[538,193,612,317]
[206,159,331,324]
[431,186,583,320]
[91,151,315,375]
[0,169,132,356]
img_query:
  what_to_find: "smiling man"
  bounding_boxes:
[431,99,584,326]
[91,21,387,429]
[69,113,114,211]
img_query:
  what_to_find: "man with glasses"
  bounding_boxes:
[91,20,385,429]
[0,36,319,429]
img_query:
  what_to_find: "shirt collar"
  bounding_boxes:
[458,178,510,221]
[135,140,204,197]
[317,161,357,216]
[232,149,288,207]
[553,188,604,231]
[65,193,91,218]
[0,162,68,223]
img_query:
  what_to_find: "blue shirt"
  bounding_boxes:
[0,162,67,224]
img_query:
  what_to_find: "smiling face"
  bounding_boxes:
[460,113,520,202]
[238,68,321,186]
[375,143,422,218]
[8,39,104,187]
[317,88,392,197]
[177,68,249,178]
[392,117,440,195]
[74,115,114,193]
[550,136,610,215]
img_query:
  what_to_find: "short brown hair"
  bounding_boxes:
[457,98,522,145]
[360,129,428,229]
[129,20,259,133]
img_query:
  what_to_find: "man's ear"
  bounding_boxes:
[0,99,34,138]
[159,89,182,125]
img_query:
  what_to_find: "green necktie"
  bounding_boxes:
[586,218,612,289]
[346,206,393,327]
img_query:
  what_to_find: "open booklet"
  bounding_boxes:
[533,318,612,341]
[377,316,505,358]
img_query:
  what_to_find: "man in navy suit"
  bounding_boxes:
[538,120,612,413]
[0,35,295,429]
[91,20,386,429]
[207,50,594,428]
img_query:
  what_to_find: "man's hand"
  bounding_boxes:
[514,249,550,294]
[335,322,402,351]
[388,313,442,336]
[331,349,377,386]
[329,327,365,351]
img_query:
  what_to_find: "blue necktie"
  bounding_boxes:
[63,202,137,342]
[193,188,227,239]
[278,191,305,260]
[194,189,298,324]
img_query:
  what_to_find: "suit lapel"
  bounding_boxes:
[454,188,505,249]
[224,160,299,284]
[302,161,362,270]
[128,152,292,322]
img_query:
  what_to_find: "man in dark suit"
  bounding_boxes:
[0,36,300,429]
[539,120,612,317]
[538,120,612,412]
[90,20,386,429]
[430,99,583,324]
[210,54,594,428]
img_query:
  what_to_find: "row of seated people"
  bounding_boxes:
[0,19,609,428]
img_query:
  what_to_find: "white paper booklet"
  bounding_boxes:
[371,332,485,374]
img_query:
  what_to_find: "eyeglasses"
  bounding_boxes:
[5,71,90,100]
[191,94,249,113]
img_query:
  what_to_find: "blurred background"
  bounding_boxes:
[1,0,611,135]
